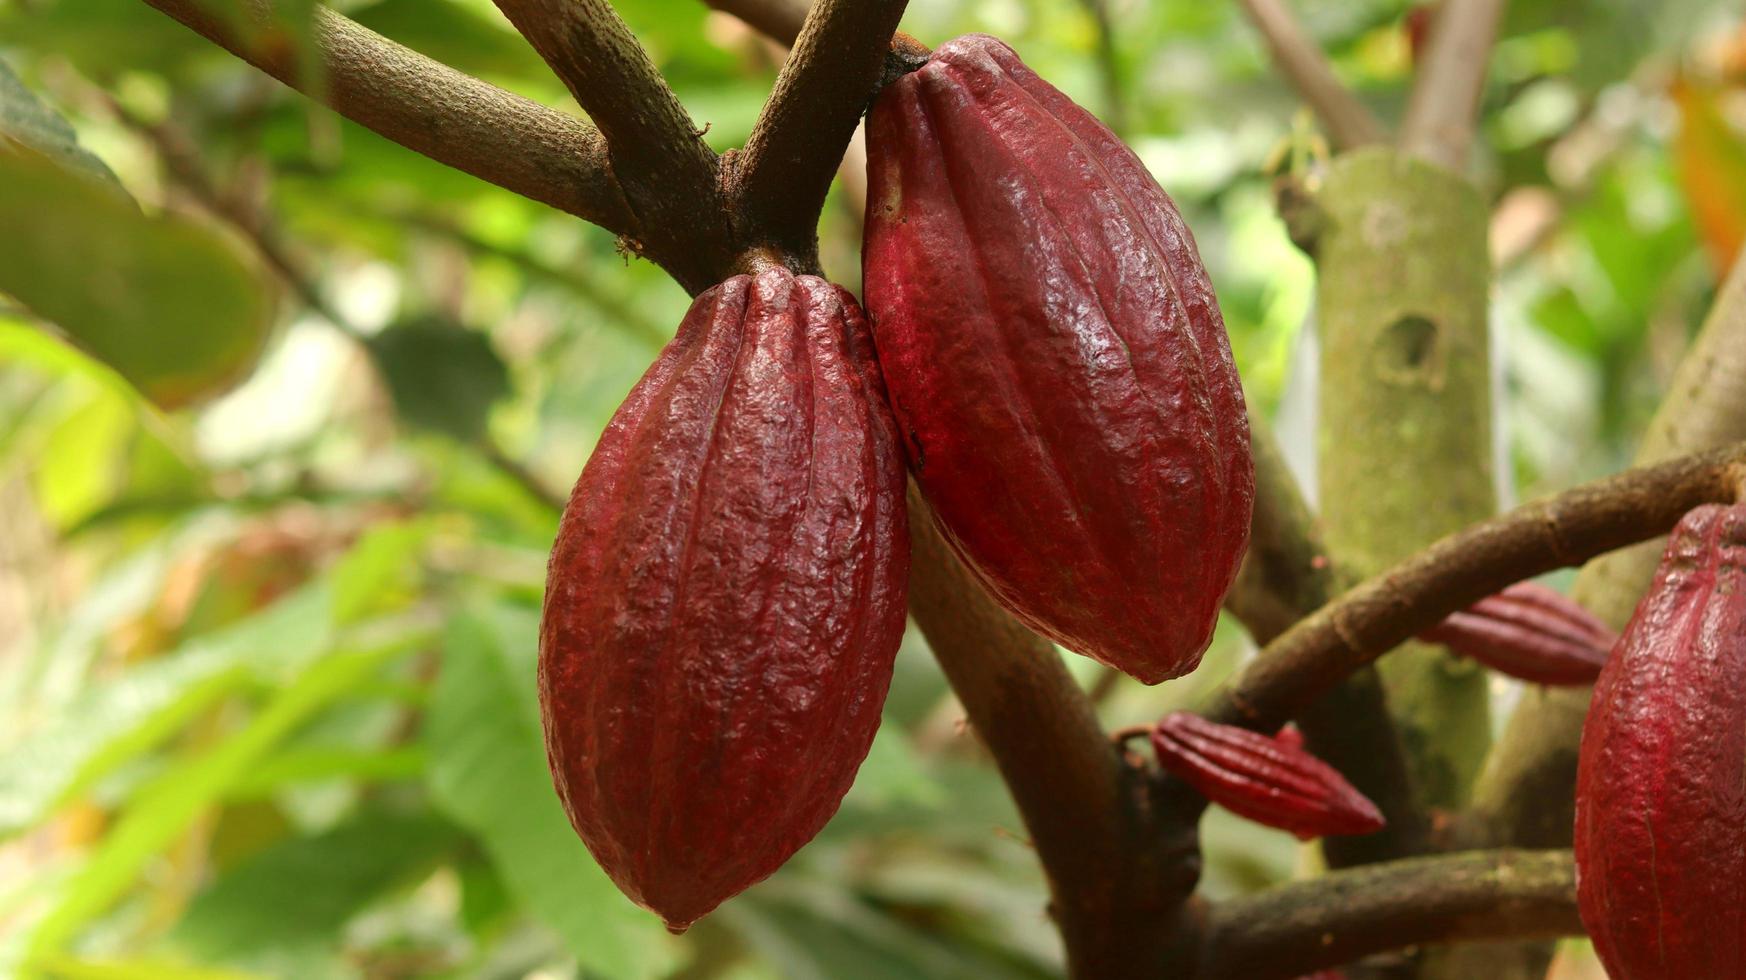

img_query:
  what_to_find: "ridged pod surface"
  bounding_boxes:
[1417,581,1618,685]
[1150,712,1385,840]
[1574,503,1746,978]
[539,268,910,932]
[862,34,1254,684]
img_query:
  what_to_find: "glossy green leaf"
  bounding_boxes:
[0,151,273,409]
[173,807,459,962]
[0,57,122,188]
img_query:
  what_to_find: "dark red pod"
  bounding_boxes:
[1417,581,1618,685]
[1150,712,1385,840]
[539,268,910,932]
[1575,503,1746,979]
[862,34,1254,685]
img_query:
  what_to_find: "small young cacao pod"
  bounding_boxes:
[1150,712,1385,840]
[1416,581,1617,685]
[1574,503,1746,978]
[539,268,910,932]
[862,34,1254,685]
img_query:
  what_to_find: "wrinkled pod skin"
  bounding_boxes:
[1150,712,1385,841]
[539,269,910,932]
[863,34,1254,684]
[1574,503,1746,978]
[1417,581,1618,686]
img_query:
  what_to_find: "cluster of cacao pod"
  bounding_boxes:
[538,33,1254,928]
[1575,502,1746,978]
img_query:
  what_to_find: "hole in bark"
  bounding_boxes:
[1383,314,1439,372]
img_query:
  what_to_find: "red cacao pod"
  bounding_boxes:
[1417,581,1618,685]
[539,268,910,932]
[862,34,1254,685]
[1150,712,1385,840]
[1575,503,1746,978]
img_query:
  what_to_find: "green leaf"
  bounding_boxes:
[23,631,426,960]
[29,956,266,980]
[0,150,273,409]
[172,807,459,963]
[364,317,509,441]
[29,385,131,530]
[224,746,426,800]
[722,887,1055,980]
[0,588,330,839]
[327,518,434,625]
[0,57,122,188]
[425,605,676,979]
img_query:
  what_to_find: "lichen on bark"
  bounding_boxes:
[1313,148,1496,814]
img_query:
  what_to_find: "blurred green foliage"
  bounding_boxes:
[0,0,1742,976]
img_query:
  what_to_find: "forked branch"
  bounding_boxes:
[1235,0,1386,150]
[1399,0,1508,170]
[732,0,918,267]
[491,0,738,292]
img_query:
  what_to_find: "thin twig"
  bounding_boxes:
[1398,0,1507,171]
[1235,0,1386,151]
[1073,0,1128,135]
[704,0,813,46]
[732,0,916,268]
[491,0,737,293]
[1198,849,1581,979]
[1208,441,1746,734]
[100,91,568,510]
[137,0,635,236]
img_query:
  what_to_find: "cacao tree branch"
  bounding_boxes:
[731,0,919,268]
[1197,849,1581,979]
[905,485,1196,980]
[1205,440,1746,734]
[1398,0,1507,171]
[1235,0,1386,151]
[137,0,636,237]
[490,0,739,293]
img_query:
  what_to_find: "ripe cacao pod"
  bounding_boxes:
[1574,503,1746,978]
[1417,581,1617,685]
[862,34,1254,685]
[539,268,910,932]
[1150,712,1385,840]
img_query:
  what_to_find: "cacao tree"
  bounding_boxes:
[2,1,1745,979]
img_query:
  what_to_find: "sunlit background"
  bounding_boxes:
[1,0,1743,976]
